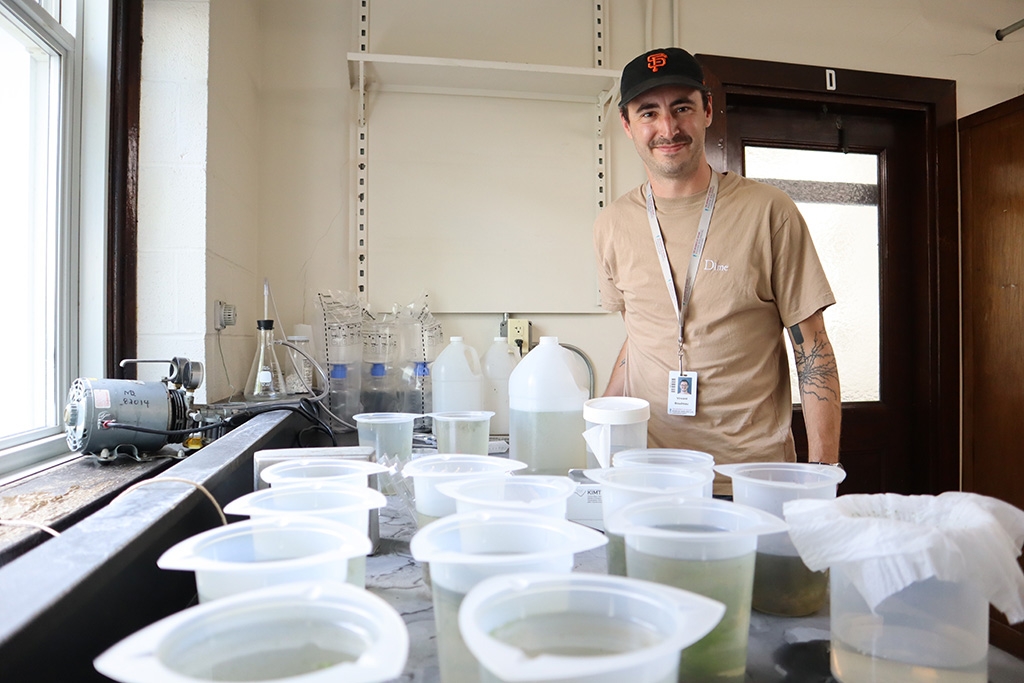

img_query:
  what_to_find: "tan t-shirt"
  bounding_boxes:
[594,172,835,494]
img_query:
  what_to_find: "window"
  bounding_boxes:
[744,146,881,403]
[0,0,109,480]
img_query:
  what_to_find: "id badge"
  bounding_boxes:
[667,371,697,416]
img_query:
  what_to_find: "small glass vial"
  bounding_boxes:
[244,319,286,401]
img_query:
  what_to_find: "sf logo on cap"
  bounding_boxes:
[647,52,668,72]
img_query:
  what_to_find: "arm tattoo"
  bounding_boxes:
[618,358,626,368]
[793,330,838,402]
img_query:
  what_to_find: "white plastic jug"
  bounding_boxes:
[432,337,484,412]
[508,336,588,475]
[482,336,518,435]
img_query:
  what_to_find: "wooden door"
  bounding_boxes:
[697,55,960,496]
[960,93,1024,658]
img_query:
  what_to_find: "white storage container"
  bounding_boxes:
[432,337,484,412]
[508,337,588,475]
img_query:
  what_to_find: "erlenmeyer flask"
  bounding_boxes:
[244,319,286,401]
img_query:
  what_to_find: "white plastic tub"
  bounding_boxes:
[435,475,576,519]
[401,453,527,528]
[157,516,371,602]
[94,581,408,683]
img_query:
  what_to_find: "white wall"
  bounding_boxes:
[138,0,1024,402]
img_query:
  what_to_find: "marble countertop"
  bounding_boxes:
[365,497,1024,683]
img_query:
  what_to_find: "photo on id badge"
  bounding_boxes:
[668,371,697,416]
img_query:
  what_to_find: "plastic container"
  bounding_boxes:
[459,572,725,683]
[93,581,408,683]
[410,511,608,683]
[715,462,846,616]
[482,337,518,435]
[613,448,716,497]
[508,337,589,475]
[223,483,386,587]
[353,412,417,467]
[400,454,528,528]
[436,475,577,519]
[605,496,788,683]
[830,571,989,683]
[432,337,484,412]
[398,360,432,427]
[328,362,361,427]
[583,465,713,575]
[430,410,494,455]
[157,516,372,603]
[360,362,399,413]
[582,396,650,468]
[285,325,315,395]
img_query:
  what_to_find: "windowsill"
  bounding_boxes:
[0,453,176,565]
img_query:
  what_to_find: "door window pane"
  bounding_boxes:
[745,146,881,403]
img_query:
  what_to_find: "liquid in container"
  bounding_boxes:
[410,511,607,683]
[715,462,846,616]
[508,336,588,475]
[459,572,725,683]
[605,496,788,683]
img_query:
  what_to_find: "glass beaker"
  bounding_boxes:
[244,319,287,401]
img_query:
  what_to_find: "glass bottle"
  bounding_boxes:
[244,319,286,401]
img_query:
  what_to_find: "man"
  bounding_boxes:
[594,47,841,494]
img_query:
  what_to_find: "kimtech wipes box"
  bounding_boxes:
[566,469,603,531]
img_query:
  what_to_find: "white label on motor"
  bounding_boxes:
[94,389,111,409]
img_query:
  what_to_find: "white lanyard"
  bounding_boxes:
[644,171,720,372]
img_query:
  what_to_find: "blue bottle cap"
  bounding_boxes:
[415,361,430,376]
[330,363,348,379]
[371,363,387,377]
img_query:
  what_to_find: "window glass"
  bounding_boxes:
[0,11,62,450]
[745,146,881,403]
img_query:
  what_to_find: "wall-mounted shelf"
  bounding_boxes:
[347,52,619,103]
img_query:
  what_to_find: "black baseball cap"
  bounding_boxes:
[619,47,707,107]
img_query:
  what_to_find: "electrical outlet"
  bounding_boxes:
[215,300,237,330]
[506,318,531,357]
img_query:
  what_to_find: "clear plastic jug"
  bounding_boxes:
[508,337,588,475]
